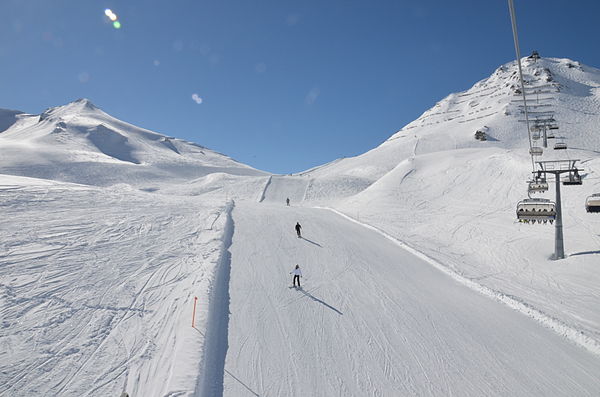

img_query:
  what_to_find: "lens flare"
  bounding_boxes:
[192,94,203,104]
[113,21,121,29]
[104,9,118,22]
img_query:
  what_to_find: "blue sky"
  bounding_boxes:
[2,0,600,173]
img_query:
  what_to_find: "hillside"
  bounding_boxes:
[2,55,600,396]
[328,57,600,345]
[297,57,600,201]
[0,98,267,187]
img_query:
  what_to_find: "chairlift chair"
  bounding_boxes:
[532,132,541,140]
[528,175,548,193]
[547,133,555,139]
[516,198,556,224]
[563,170,582,186]
[585,193,600,213]
[529,147,543,156]
[554,142,567,150]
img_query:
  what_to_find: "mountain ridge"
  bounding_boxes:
[2,55,600,195]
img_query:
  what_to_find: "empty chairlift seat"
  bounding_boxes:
[554,142,567,150]
[516,198,556,224]
[563,170,582,186]
[585,194,600,213]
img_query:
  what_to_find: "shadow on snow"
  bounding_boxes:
[297,288,343,315]
[193,328,261,397]
[300,237,322,248]
[570,250,600,257]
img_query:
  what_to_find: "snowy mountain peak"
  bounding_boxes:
[70,97,99,112]
[388,56,600,146]
[299,56,600,201]
[0,99,266,187]
[39,98,102,123]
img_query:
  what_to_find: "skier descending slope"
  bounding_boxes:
[295,222,302,238]
[290,264,302,288]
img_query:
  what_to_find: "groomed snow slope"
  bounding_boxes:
[336,146,600,344]
[286,56,600,347]
[224,202,600,396]
[259,175,310,203]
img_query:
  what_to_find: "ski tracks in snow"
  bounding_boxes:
[0,182,232,396]
[220,202,600,396]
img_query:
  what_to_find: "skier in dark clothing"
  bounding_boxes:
[286,198,290,206]
[290,265,302,287]
[295,222,302,238]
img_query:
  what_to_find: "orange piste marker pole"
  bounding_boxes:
[192,297,198,328]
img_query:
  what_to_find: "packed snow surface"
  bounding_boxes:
[224,202,600,396]
[2,56,600,396]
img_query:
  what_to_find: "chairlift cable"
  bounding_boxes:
[508,0,535,172]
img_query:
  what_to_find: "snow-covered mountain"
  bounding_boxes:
[296,56,600,201]
[330,56,600,349]
[3,56,600,397]
[0,98,266,187]
[252,56,600,353]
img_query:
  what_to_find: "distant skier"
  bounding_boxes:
[295,222,302,238]
[290,265,302,288]
[286,197,290,206]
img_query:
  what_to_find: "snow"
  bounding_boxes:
[0,178,232,396]
[259,175,310,203]
[2,56,600,395]
[0,108,24,133]
[0,99,266,187]
[224,202,600,396]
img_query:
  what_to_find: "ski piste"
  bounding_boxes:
[3,55,600,395]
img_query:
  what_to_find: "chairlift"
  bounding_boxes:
[585,193,600,213]
[547,133,555,139]
[563,170,582,186]
[554,142,567,150]
[528,179,548,193]
[532,132,541,140]
[516,198,556,224]
[529,147,543,156]
[528,173,548,193]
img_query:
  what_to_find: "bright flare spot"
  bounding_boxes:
[105,9,118,21]
[192,94,203,104]
[113,21,121,29]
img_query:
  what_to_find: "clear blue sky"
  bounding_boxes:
[2,1,600,174]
